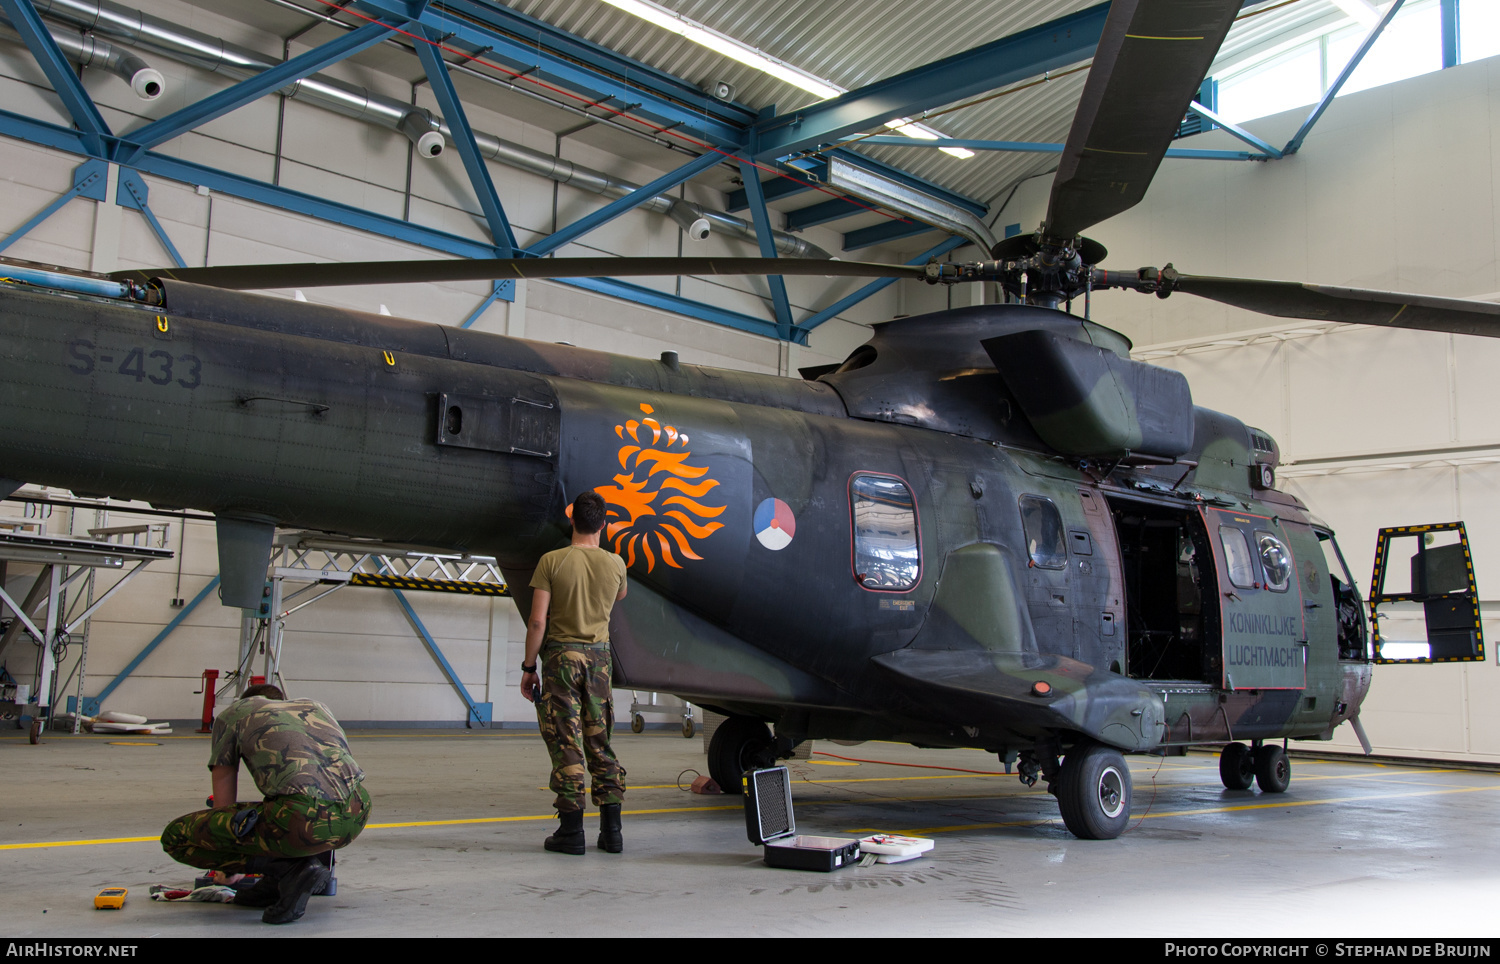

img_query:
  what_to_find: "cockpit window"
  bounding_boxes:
[1219,526,1257,588]
[1257,531,1292,592]
[851,474,919,591]
[1019,495,1067,569]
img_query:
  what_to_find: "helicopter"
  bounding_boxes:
[1,0,1496,840]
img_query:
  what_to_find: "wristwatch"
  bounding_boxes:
[521,662,537,673]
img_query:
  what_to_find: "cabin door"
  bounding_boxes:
[1203,507,1306,691]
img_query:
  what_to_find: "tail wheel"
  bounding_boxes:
[706,717,773,795]
[1218,742,1255,790]
[1254,744,1291,793]
[1056,742,1132,840]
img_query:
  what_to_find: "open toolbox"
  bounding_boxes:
[743,766,861,871]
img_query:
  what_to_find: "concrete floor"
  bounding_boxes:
[4,727,1499,938]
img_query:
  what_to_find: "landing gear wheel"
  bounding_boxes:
[1218,742,1254,790]
[28,719,42,745]
[1254,744,1290,793]
[1056,742,1132,840]
[681,717,695,739]
[707,717,773,795]
[630,714,644,734]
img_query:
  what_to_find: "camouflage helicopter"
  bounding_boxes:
[1,0,1496,839]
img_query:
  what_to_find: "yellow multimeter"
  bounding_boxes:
[94,887,127,909]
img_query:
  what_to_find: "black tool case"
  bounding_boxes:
[744,766,861,872]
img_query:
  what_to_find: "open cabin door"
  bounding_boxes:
[1370,522,1485,663]
[1202,507,1306,691]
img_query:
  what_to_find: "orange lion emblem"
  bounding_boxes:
[595,403,725,572]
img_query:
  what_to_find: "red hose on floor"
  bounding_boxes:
[813,750,1005,775]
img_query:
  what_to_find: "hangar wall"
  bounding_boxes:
[0,0,910,725]
[993,53,1500,764]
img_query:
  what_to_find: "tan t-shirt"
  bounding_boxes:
[530,545,628,644]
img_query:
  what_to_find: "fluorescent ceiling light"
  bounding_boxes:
[886,118,976,158]
[600,0,973,158]
[600,0,840,99]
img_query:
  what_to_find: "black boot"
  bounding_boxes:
[597,804,623,854]
[262,856,332,925]
[233,856,291,909]
[544,808,585,855]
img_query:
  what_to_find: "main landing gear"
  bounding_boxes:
[1054,741,1133,840]
[706,717,775,794]
[1218,741,1291,793]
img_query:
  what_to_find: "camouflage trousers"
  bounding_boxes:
[535,642,626,812]
[160,784,371,873]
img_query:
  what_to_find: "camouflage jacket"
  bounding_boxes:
[209,697,364,802]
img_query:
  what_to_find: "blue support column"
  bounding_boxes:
[459,280,515,329]
[0,0,111,154]
[0,158,107,254]
[799,235,966,332]
[1440,0,1460,68]
[117,20,401,162]
[737,157,792,340]
[415,26,518,256]
[78,576,220,716]
[1283,0,1406,156]
[116,169,186,268]
[751,3,1107,160]
[531,149,725,258]
[391,588,492,726]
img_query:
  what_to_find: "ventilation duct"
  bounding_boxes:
[0,15,164,99]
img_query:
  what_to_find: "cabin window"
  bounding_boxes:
[1219,526,1258,588]
[1257,531,1292,592]
[851,474,920,591]
[1019,495,1068,570]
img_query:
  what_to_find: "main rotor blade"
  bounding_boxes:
[111,257,926,290]
[1044,0,1240,243]
[1173,275,1500,338]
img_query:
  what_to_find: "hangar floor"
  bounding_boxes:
[4,728,1498,938]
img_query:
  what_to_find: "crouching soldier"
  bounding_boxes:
[160,683,371,924]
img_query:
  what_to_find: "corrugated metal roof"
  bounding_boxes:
[499,0,1358,212]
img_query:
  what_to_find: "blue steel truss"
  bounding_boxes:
[0,0,111,154]
[737,156,793,340]
[0,0,1283,342]
[118,19,402,163]
[0,158,107,255]
[750,3,1109,161]
[415,24,517,256]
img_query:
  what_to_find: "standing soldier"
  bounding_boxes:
[521,490,629,855]
[160,683,371,924]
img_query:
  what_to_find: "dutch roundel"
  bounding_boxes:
[754,497,796,550]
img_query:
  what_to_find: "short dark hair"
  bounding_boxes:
[243,683,286,700]
[572,491,607,535]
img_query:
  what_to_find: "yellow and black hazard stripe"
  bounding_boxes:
[349,573,510,596]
